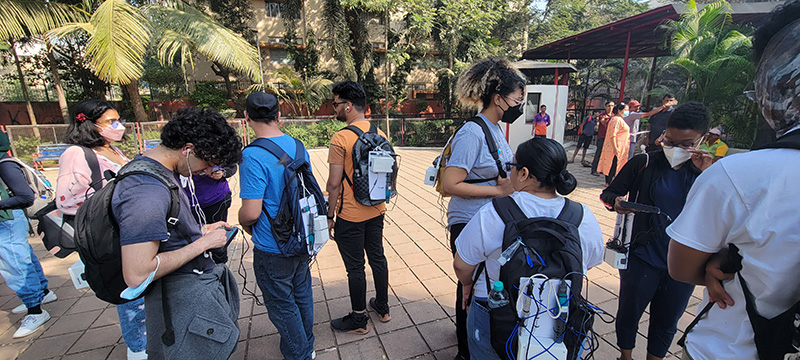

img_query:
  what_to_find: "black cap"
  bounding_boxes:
[246,92,279,120]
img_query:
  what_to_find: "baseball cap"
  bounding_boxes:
[627,100,641,108]
[246,92,279,120]
[709,128,722,135]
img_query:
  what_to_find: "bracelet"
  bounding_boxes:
[327,214,335,220]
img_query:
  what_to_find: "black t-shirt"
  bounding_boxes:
[111,156,214,274]
[648,107,675,144]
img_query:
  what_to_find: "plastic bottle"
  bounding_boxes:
[498,237,524,265]
[488,281,510,309]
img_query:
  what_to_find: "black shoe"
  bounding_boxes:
[591,171,600,176]
[369,297,391,323]
[454,354,469,360]
[331,312,370,334]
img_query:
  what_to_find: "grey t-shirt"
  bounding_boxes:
[446,114,514,225]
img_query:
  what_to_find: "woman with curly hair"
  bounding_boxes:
[441,57,525,360]
[56,99,147,360]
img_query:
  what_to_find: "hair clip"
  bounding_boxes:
[76,113,87,122]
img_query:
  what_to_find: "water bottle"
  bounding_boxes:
[498,237,524,266]
[488,281,510,309]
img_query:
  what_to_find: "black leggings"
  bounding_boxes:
[198,192,232,263]
[450,223,470,359]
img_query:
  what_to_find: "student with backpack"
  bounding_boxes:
[453,137,604,360]
[238,92,318,360]
[441,57,521,360]
[0,130,56,338]
[55,100,147,359]
[326,81,393,334]
[110,107,242,359]
[600,102,712,360]
[667,3,800,359]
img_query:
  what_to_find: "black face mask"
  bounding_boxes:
[500,98,523,124]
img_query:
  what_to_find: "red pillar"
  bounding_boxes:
[619,31,631,103]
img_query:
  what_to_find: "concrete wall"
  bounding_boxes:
[505,85,570,151]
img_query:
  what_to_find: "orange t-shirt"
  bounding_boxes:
[328,120,387,222]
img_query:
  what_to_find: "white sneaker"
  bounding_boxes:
[312,350,316,359]
[127,347,148,360]
[13,310,50,338]
[12,291,57,314]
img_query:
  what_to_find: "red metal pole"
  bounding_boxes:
[554,68,559,86]
[619,31,631,103]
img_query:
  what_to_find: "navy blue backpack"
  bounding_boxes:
[247,137,327,257]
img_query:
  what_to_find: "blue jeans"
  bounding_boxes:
[254,249,314,360]
[117,297,146,352]
[466,297,501,360]
[0,210,48,308]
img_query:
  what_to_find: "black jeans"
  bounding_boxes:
[591,137,605,173]
[334,215,388,312]
[197,192,232,264]
[606,156,618,184]
[450,223,470,359]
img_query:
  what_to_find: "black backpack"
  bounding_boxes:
[679,129,800,360]
[342,124,397,207]
[479,196,594,360]
[246,137,327,257]
[74,159,187,305]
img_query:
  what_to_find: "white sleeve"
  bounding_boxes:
[455,203,503,266]
[577,205,605,271]
[666,163,747,253]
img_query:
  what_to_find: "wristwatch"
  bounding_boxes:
[327,214,335,220]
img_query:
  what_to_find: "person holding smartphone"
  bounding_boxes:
[599,102,714,360]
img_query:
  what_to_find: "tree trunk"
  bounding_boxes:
[47,48,70,123]
[11,40,40,138]
[125,81,148,122]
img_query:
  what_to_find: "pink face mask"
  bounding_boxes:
[97,121,126,142]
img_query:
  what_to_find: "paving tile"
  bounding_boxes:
[66,296,110,315]
[392,282,431,303]
[422,276,456,297]
[379,327,429,360]
[338,336,386,359]
[68,325,121,353]
[389,267,418,285]
[91,307,120,328]
[17,331,81,360]
[403,300,448,325]
[247,333,284,360]
[322,280,350,300]
[418,318,457,351]
[0,342,30,360]
[332,317,377,345]
[238,317,250,342]
[410,263,447,281]
[249,313,278,338]
[372,305,414,335]
[433,345,459,360]
[313,322,336,350]
[314,348,340,360]
[42,309,101,337]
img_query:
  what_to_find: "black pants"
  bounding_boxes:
[591,137,605,174]
[197,192,232,263]
[334,215,389,312]
[450,223,470,359]
[605,156,618,184]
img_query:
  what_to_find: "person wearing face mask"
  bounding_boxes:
[452,138,604,359]
[600,101,712,360]
[56,100,148,360]
[115,107,242,359]
[597,103,631,185]
[440,57,522,360]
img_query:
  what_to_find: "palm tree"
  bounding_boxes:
[252,67,332,117]
[48,0,262,122]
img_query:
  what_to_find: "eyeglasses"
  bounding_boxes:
[658,132,703,149]
[503,97,524,107]
[504,162,521,172]
[96,118,126,129]
[332,101,348,108]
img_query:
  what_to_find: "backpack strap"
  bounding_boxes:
[557,198,584,228]
[466,117,508,179]
[491,196,526,224]
[79,146,103,192]
[247,138,292,164]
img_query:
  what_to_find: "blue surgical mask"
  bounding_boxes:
[120,256,160,300]
[623,111,630,117]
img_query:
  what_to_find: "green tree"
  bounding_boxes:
[252,67,332,117]
[206,0,256,101]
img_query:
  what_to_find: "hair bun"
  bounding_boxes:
[555,169,577,195]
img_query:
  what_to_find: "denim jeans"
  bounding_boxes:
[334,215,388,312]
[117,297,146,352]
[0,210,48,308]
[466,297,501,360]
[254,249,314,360]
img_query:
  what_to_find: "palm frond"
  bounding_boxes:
[142,4,260,82]
[83,0,151,84]
[0,0,87,40]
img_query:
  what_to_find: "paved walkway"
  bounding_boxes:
[0,148,703,360]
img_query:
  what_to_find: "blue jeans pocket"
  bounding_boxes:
[467,298,501,360]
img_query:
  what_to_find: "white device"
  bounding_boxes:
[368,151,395,173]
[68,260,89,290]
[299,193,329,256]
[424,166,438,186]
[368,150,394,201]
[604,213,634,269]
[516,277,571,359]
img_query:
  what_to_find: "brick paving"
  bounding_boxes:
[0,148,704,359]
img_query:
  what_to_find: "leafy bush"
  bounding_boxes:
[189,82,229,110]
[13,136,50,164]
[282,125,318,148]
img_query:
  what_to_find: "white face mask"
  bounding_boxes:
[662,146,692,168]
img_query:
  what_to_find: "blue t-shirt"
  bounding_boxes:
[112,156,215,275]
[633,164,696,270]
[239,134,310,254]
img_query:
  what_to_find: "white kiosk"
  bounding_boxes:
[504,61,576,152]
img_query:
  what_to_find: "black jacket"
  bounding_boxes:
[600,151,701,246]
[0,154,35,211]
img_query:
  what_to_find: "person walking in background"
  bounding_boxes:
[570,110,599,166]
[440,57,522,360]
[182,164,237,264]
[601,102,712,360]
[326,81,392,335]
[532,104,550,138]
[56,100,147,359]
[238,92,315,360]
[624,100,672,159]
[591,101,615,176]
[645,94,678,152]
[597,103,631,185]
[666,3,800,359]
[697,128,728,162]
[0,131,55,339]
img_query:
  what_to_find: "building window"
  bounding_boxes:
[269,49,293,66]
[265,1,281,18]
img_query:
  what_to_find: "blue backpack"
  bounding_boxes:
[247,137,327,257]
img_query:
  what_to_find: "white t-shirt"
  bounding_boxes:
[666,149,800,360]
[455,192,604,298]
